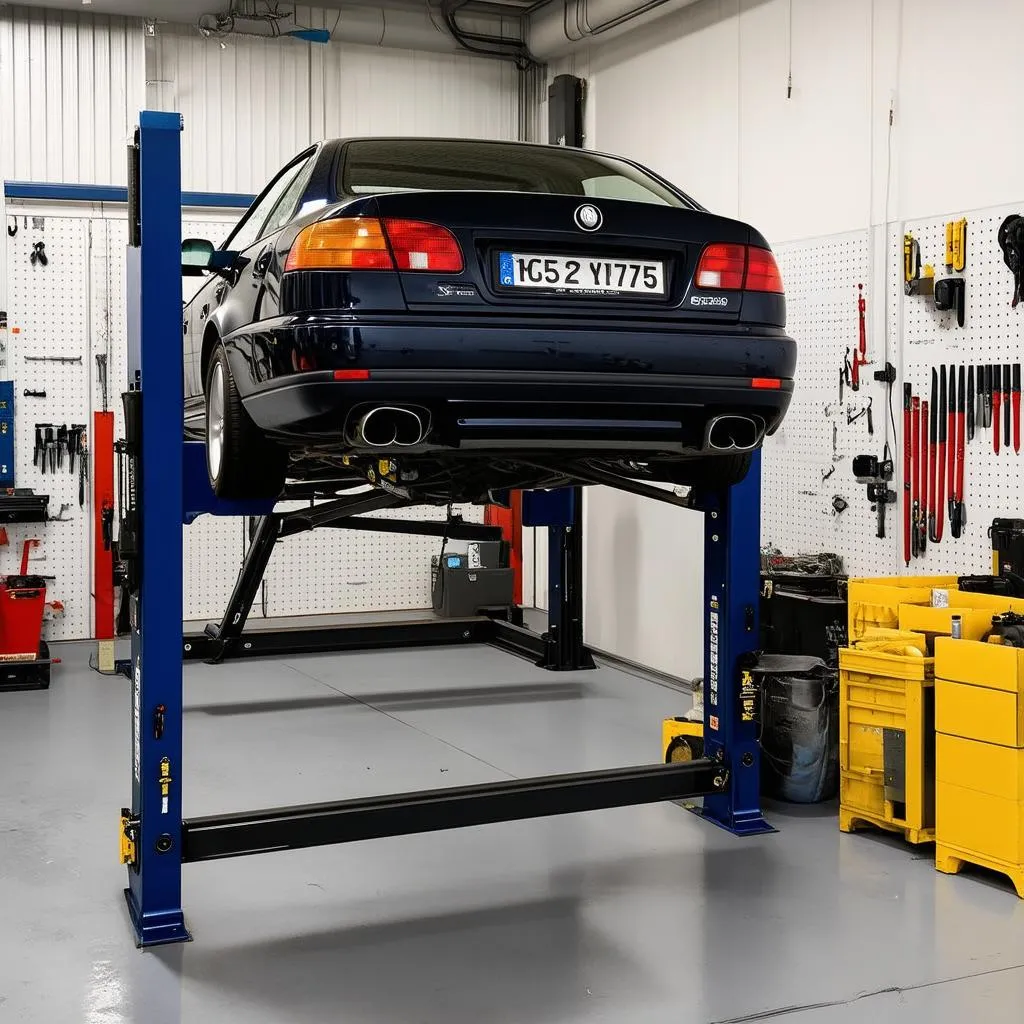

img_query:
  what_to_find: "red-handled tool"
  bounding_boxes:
[947,364,956,530]
[1013,364,1021,454]
[911,395,920,560]
[903,383,912,565]
[993,364,1002,454]
[936,366,947,541]
[919,397,929,555]
[928,369,938,543]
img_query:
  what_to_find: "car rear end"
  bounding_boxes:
[234,139,796,457]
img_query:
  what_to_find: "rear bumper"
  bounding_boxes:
[241,368,792,451]
[225,316,795,452]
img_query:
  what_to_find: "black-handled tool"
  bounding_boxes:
[967,365,975,441]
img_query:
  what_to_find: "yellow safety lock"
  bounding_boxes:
[119,809,138,867]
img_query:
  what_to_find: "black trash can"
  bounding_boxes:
[753,654,838,804]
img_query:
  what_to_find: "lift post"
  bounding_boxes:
[691,450,774,836]
[121,111,771,947]
[122,112,191,946]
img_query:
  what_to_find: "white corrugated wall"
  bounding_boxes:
[1,3,521,195]
[153,19,520,193]
[0,5,146,185]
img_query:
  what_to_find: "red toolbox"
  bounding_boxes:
[0,574,51,690]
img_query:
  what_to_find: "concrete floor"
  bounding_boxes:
[2,641,1024,1023]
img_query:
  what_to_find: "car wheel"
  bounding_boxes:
[647,451,753,489]
[205,346,286,500]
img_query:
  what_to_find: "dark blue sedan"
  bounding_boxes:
[181,137,795,502]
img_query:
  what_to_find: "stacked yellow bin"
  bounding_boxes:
[934,638,1024,898]
[839,633,935,843]
[847,575,959,642]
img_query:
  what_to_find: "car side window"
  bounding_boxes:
[226,151,315,252]
[263,158,318,236]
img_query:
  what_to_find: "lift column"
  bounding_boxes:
[122,111,191,946]
[695,451,773,836]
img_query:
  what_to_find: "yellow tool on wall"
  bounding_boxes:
[945,218,967,273]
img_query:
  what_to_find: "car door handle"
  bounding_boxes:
[252,247,273,280]
[182,318,188,337]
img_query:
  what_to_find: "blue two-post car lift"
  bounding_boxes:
[120,112,773,947]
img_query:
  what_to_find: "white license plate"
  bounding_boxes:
[497,252,666,296]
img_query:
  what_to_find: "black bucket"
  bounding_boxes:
[754,654,838,804]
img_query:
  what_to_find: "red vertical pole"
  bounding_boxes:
[484,491,523,606]
[93,411,115,639]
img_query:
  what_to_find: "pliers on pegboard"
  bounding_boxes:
[29,241,48,266]
[840,347,852,400]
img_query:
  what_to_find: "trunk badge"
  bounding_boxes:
[574,204,603,231]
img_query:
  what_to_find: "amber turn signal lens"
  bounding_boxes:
[285,218,393,271]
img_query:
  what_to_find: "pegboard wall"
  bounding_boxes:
[5,215,94,639]
[5,208,480,639]
[898,203,1023,575]
[764,201,1023,578]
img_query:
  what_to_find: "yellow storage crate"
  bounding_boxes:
[935,733,1024,898]
[848,575,959,642]
[948,590,1024,616]
[839,645,935,843]
[935,636,1024,693]
[898,605,994,642]
[935,679,1024,747]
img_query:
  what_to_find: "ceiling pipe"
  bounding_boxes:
[527,0,702,61]
[197,2,520,57]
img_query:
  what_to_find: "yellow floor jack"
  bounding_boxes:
[662,695,705,763]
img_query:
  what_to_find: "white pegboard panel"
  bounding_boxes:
[762,230,902,576]
[262,502,483,617]
[898,202,1024,576]
[6,215,94,639]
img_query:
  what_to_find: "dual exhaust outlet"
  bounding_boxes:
[350,406,429,448]
[703,414,766,453]
[348,407,764,453]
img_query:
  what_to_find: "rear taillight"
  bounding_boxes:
[285,218,392,271]
[745,247,784,292]
[695,243,746,289]
[285,217,463,274]
[694,243,783,293]
[383,219,463,273]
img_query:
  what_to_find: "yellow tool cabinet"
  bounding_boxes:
[839,643,935,844]
[847,575,958,642]
[934,638,1024,897]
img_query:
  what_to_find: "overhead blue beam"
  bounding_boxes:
[3,180,254,209]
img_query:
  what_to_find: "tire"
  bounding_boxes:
[205,345,287,500]
[647,451,753,489]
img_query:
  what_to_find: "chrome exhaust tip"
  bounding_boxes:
[704,414,766,453]
[351,406,427,448]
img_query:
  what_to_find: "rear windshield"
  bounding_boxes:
[339,139,689,208]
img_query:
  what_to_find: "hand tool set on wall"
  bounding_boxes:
[902,361,1021,563]
[33,422,87,481]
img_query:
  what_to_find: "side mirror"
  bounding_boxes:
[181,237,215,276]
[182,239,239,278]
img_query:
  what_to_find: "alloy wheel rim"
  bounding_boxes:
[207,361,225,480]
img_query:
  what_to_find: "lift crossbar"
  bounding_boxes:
[181,760,725,862]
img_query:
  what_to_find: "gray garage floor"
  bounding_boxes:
[2,640,1024,1023]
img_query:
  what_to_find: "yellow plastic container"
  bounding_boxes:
[839,644,935,844]
[848,575,959,642]
[935,636,1024,693]
[898,604,994,642]
[935,733,1024,898]
[948,590,1024,616]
